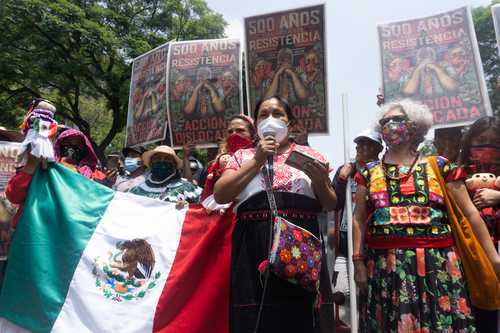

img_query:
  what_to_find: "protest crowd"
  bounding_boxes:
[0,2,499,333]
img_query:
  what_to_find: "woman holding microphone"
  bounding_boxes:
[214,96,336,333]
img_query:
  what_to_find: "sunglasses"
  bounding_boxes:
[379,115,409,127]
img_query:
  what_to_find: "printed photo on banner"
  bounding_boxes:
[245,4,328,134]
[167,39,242,147]
[491,4,500,57]
[126,43,169,147]
[378,6,491,128]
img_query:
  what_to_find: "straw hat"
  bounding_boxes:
[142,145,182,168]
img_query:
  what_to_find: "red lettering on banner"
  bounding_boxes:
[423,95,484,126]
[174,128,226,146]
[469,106,480,119]
[175,133,184,142]
[432,106,483,124]
[183,118,227,133]
[441,96,450,109]
[423,95,465,111]
[457,108,470,120]
[128,118,164,146]
[290,106,326,132]
[303,119,313,130]
[292,106,311,119]
[446,110,457,121]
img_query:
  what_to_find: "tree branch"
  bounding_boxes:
[98,97,122,151]
[54,106,78,124]
[27,18,74,62]
[89,51,106,75]
[0,82,40,97]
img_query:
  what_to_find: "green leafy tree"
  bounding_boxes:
[0,0,226,159]
[473,1,500,117]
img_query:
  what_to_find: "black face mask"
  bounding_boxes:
[151,161,176,181]
[61,145,84,163]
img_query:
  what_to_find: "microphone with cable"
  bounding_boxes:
[262,130,276,183]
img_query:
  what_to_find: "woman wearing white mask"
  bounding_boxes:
[214,95,336,333]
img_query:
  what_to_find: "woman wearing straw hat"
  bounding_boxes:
[129,145,202,206]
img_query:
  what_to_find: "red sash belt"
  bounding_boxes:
[367,235,454,249]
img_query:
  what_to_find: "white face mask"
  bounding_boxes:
[257,116,288,143]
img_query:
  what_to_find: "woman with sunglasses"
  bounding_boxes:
[352,99,500,332]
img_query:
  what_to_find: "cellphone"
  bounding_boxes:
[285,150,326,171]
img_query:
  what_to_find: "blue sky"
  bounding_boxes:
[206,0,491,167]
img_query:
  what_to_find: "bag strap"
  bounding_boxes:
[262,163,278,216]
[427,156,465,221]
[253,163,276,333]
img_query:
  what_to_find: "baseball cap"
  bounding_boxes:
[353,128,383,146]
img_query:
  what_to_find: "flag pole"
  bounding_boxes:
[342,93,358,332]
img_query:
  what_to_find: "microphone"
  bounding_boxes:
[263,131,275,182]
[262,130,276,139]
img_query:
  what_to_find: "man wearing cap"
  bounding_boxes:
[128,145,202,206]
[113,146,146,192]
[329,128,383,329]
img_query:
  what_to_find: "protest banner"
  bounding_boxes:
[125,43,169,147]
[245,4,328,134]
[491,4,500,57]
[0,141,19,195]
[378,6,491,128]
[167,39,242,148]
[0,141,19,261]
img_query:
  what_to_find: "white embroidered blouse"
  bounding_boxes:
[224,143,330,208]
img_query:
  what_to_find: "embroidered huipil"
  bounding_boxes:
[129,173,202,204]
[225,142,328,208]
[354,156,477,333]
[354,156,463,249]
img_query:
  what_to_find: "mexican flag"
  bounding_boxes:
[0,164,235,333]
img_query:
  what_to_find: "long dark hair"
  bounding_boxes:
[253,95,296,125]
[458,116,500,168]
